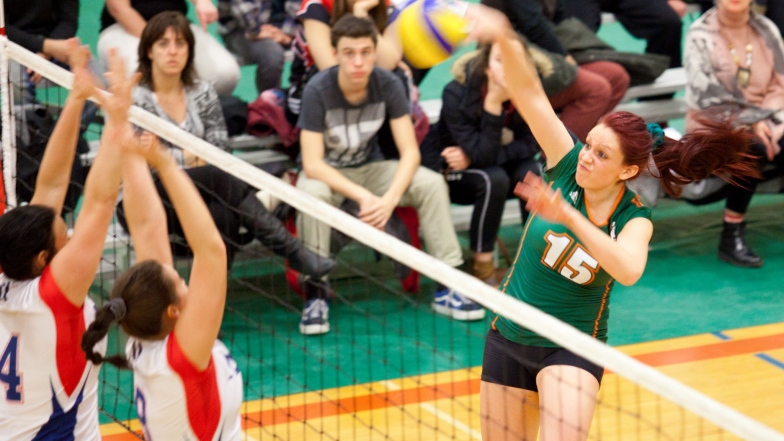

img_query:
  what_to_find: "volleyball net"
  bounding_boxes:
[2,38,783,441]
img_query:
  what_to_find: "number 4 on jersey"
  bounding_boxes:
[1,334,22,402]
[542,231,599,285]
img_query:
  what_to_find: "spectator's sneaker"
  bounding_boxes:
[300,298,330,335]
[431,288,485,321]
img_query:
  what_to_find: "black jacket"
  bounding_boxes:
[481,0,567,56]
[420,53,540,172]
[5,0,78,53]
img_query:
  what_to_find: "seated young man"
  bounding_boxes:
[296,15,483,335]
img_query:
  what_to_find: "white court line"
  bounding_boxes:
[242,431,261,441]
[381,380,481,440]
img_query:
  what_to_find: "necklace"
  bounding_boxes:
[728,41,753,88]
[721,25,754,89]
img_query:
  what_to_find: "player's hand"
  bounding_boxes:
[68,41,101,102]
[194,0,219,30]
[138,131,176,170]
[514,172,572,225]
[441,146,471,171]
[464,3,510,43]
[95,48,141,124]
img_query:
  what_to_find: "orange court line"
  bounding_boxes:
[633,333,784,367]
[241,378,478,429]
[102,433,141,441]
[100,330,784,436]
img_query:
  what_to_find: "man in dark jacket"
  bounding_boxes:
[5,0,79,98]
[5,0,78,62]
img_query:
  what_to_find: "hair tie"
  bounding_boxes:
[107,298,127,321]
[647,122,665,149]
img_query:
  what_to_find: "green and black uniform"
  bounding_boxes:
[483,142,651,390]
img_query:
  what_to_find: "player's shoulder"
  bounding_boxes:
[0,273,43,310]
[615,189,652,222]
[127,336,170,374]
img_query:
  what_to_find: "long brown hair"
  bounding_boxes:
[599,112,760,197]
[81,260,179,369]
[137,11,196,90]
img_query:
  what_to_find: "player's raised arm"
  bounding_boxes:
[141,137,227,370]
[30,41,96,213]
[49,49,138,307]
[119,132,173,266]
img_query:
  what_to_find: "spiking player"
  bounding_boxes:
[467,12,760,441]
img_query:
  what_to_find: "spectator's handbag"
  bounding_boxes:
[553,18,670,86]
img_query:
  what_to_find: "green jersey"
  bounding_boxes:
[496,142,652,347]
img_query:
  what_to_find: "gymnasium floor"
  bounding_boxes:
[69,2,784,439]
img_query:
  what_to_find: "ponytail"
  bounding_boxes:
[82,298,130,370]
[651,119,761,197]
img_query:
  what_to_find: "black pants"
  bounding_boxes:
[447,158,541,253]
[118,165,257,262]
[686,142,784,213]
[559,0,683,68]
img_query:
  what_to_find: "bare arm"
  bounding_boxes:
[149,148,227,371]
[300,129,375,202]
[189,0,219,31]
[120,134,173,266]
[303,20,338,70]
[376,24,403,70]
[563,212,652,286]
[29,44,93,213]
[496,31,573,169]
[385,115,420,203]
[49,49,135,307]
[105,0,148,38]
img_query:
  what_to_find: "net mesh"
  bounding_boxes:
[2,38,782,441]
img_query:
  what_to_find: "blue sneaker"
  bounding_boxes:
[300,298,330,335]
[432,288,485,321]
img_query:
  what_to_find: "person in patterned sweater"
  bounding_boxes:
[121,11,335,278]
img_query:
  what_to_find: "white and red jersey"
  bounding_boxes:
[127,333,243,441]
[0,267,106,441]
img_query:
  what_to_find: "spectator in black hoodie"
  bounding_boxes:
[420,38,543,285]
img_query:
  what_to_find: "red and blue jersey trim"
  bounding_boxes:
[167,333,221,441]
[38,266,87,398]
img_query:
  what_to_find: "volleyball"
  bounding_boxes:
[396,0,470,68]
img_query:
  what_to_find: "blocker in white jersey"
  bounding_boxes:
[0,269,106,441]
[80,73,243,441]
[0,42,134,441]
[128,333,243,441]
